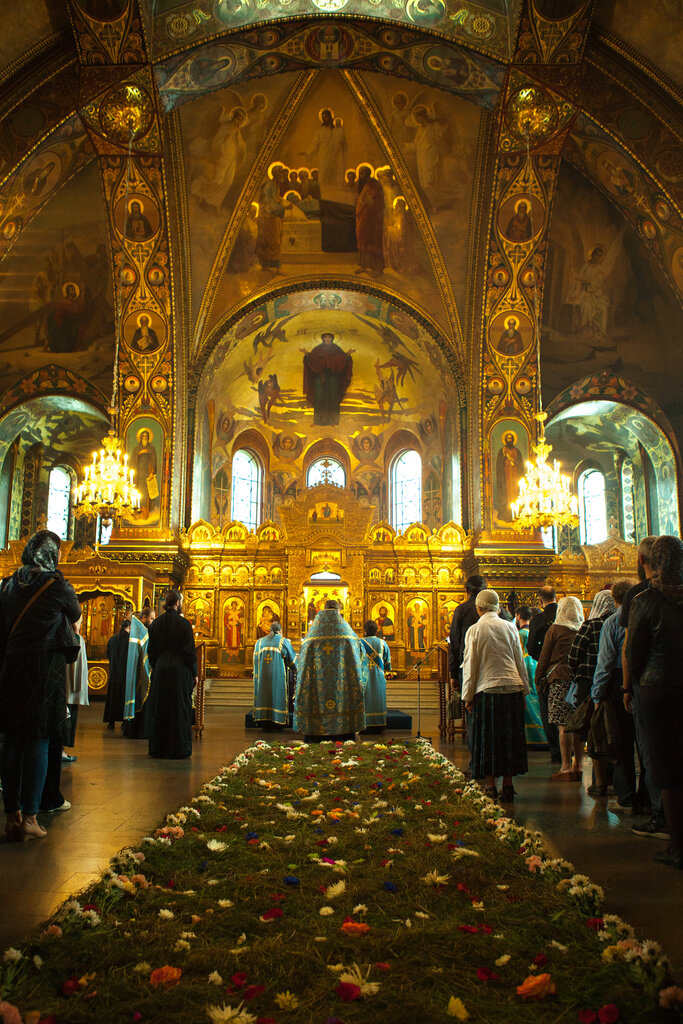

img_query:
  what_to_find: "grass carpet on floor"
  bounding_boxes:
[1,738,681,1024]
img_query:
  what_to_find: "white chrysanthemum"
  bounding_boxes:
[218,899,234,908]
[427,834,447,843]
[422,870,450,887]
[33,955,43,969]
[339,962,380,997]
[319,906,334,916]
[495,954,511,966]
[174,939,191,952]
[158,909,175,920]
[206,1002,257,1023]
[206,839,227,852]
[352,904,367,915]
[3,947,22,963]
[549,940,568,953]
[415,911,430,919]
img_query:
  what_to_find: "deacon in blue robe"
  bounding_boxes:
[253,621,296,727]
[360,620,391,730]
[121,609,154,739]
[294,599,367,740]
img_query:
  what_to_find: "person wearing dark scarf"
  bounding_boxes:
[0,531,81,841]
[103,619,131,729]
[625,535,683,869]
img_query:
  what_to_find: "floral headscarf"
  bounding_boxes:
[17,530,61,585]
[650,535,683,603]
[554,595,584,631]
[588,590,617,620]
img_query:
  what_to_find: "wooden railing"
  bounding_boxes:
[193,642,207,740]
[437,645,467,743]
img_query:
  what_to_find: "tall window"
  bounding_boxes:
[307,457,346,488]
[231,450,262,531]
[390,449,422,533]
[578,468,607,545]
[46,466,72,540]
[621,458,636,542]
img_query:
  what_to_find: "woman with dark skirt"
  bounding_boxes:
[0,531,81,841]
[145,590,197,759]
[625,536,683,870]
[103,619,131,729]
[462,589,529,803]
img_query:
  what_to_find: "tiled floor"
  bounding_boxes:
[1,706,681,978]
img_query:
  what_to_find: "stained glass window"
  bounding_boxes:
[46,466,72,540]
[621,458,636,542]
[231,450,262,531]
[390,449,422,533]
[578,468,607,545]
[307,457,346,488]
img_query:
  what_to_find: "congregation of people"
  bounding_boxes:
[2,530,681,875]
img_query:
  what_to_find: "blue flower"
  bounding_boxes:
[283,875,300,886]
[391,828,404,836]
[246,832,258,840]
[383,881,399,893]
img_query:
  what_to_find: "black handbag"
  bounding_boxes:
[563,695,593,734]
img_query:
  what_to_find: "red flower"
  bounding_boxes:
[476,967,500,982]
[336,982,362,1002]
[598,1006,619,1023]
[82,903,99,912]
[341,918,371,936]
[458,925,478,935]
[61,976,81,996]
[257,1018,278,1023]
[534,954,549,966]
[578,1012,597,1024]
[248,838,260,845]
[215,825,227,832]
[375,962,391,971]
[586,917,604,932]
[261,907,283,921]
[243,985,266,1000]
[457,883,470,894]
[232,972,248,988]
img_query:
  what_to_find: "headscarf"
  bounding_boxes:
[555,595,584,631]
[650,535,683,602]
[17,530,61,585]
[588,590,617,620]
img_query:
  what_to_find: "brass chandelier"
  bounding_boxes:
[74,104,141,542]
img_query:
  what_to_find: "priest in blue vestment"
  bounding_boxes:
[252,620,296,728]
[360,620,391,730]
[121,607,155,739]
[294,599,367,740]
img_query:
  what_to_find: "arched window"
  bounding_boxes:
[390,449,422,532]
[230,450,262,531]
[307,457,346,488]
[578,468,607,545]
[621,458,636,542]
[46,466,72,540]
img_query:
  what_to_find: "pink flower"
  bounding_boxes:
[336,982,361,1002]
[0,1002,22,1024]
[660,987,683,1009]
[526,855,543,873]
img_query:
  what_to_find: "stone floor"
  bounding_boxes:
[1,705,681,978]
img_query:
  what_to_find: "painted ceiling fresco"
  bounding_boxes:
[541,162,683,443]
[182,68,482,349]
[593,0,683,85]
[0,162,114,396]
[0,395,109,467]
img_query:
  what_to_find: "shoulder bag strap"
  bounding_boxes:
[8,577,56,638]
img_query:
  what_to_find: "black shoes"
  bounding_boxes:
[500,785,516,803]
[632,818,670,841]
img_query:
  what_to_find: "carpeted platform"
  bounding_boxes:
[244,708,413,730]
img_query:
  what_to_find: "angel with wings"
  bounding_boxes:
[566,223,625,342]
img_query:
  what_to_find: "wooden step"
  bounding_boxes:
[205,677,439,712]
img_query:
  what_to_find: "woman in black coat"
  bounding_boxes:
[103,619,131,728]
[145,590,197,759]
[0,531,81,841]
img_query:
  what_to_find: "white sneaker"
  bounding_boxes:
[45,801,72,813]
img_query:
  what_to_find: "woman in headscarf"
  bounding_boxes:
[625,536,683,870]
[567,589,617,796]
[145,590,197,759]
[536,595,585,782]
[0,531,81,841]
[103,619,131,729]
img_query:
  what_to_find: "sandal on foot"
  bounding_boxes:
[20,820,47,842]
[551,769,576,781]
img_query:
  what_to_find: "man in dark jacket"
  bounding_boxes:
[527,585,560,762]
[448,575,487,687]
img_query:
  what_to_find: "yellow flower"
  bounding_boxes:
[447,996,470,1019]
[274,990,299,1010]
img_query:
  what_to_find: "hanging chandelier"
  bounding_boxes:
[511,132,578,534]
[73,113,141,541]
[511,413,578,530]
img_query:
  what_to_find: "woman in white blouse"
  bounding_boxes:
[462,589,530,802]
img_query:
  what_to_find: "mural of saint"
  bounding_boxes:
[406,601,427,651]
[497,316,525,356]
[410,103,461,211]
[256,603,278,637]
[128,199,155,242]
[495,430,524,522]
[224,600,244,648]
[304,109,347,192]
[130,314,161,353]
[307,598,317,623]
[302,332,354,425]
[565,234,623,341]
[386,196,421,275]
[256,165,288,271]
[375,605,396,641]
[355,165,385,275]
[131,428,159,521]
[504,199,533,242]
[45,281,86,353]
[191,106,247,212]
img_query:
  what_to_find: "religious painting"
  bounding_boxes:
[371,600,396,641]
[351,431,382,463]
[497,194,545,243]
[188,596,212,636]
[123,309,166,354]
[124,417,164,526]
[439,599,459,638]
[309,500,344,523]
[302,333,353,426]
[223,597,245,649]
[22,151,62,202]
[490,419,529,527]
[406,598,429,652]
[255,599,280,637]
[113,193,160,241]
[310,550,341,568]
[489,310,534,357]
[0,162,114,396]
[83,593,116,650]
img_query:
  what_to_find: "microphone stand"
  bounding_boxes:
[403,640,448,740]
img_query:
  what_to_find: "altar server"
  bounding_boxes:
[252,620,296,728]
[294,599,367,740]
[360,620,391,730]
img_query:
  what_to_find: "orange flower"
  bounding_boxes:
[516,973,556,1001]
[149,966,182,990]
[311,810,324,817]
[341,919,371,936]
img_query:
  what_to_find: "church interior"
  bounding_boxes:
[0,0,682,1017]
